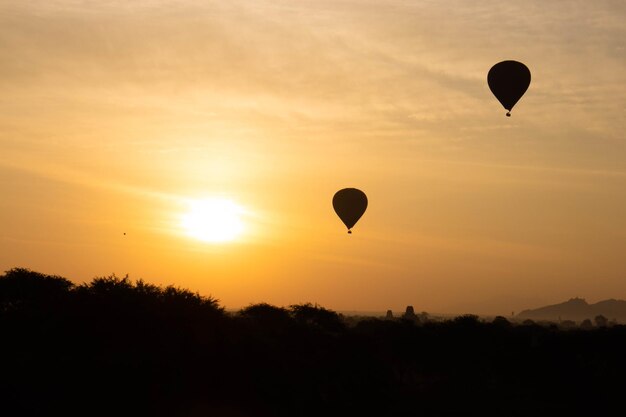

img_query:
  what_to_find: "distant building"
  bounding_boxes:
[385,310,394,320]
[402,306,417,321]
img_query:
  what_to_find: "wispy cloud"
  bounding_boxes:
[1,1,625,311]
[0,150,176,202]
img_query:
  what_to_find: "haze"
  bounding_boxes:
[1,0,625,315]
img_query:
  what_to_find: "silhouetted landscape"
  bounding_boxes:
[2,0,625,415]
[517,297,626,323]
[2,268,625,416]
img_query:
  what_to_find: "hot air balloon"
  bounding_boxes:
[488,60,531,117]
[332,188,368,234]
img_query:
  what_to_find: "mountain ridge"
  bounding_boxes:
[517,297,626,322]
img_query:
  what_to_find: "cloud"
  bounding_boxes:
[0,149,175,202]
[1,1,625,312]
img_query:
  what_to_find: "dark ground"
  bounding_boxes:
[1,268,625,417]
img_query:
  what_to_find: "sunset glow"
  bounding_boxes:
[0,0,624,314]
[181,198,245,243]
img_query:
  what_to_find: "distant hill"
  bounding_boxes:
[517,298,626,322]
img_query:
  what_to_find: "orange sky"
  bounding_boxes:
[1,0,625,315]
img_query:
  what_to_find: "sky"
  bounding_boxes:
[1,0,625,315]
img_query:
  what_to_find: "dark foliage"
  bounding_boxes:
[289,303,345,333]
[0,267,74,312]
[1,268,625,417]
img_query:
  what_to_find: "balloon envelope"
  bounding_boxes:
[488,60,531,116]
[332,188,368,233]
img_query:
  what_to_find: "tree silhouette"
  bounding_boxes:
[492,315,512,327]
[580,318,594,330]
[0,267,73,312]
[289,303,345,333]
[2,267,626,417]
[595,314,609,327]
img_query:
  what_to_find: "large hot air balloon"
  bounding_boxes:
[332,188,368,234]
[488,60,531,117]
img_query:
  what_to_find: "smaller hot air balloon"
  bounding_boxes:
[332,188,368,234]
[488,60,531,117]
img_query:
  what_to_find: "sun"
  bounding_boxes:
[181,198,245,243]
